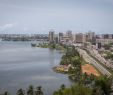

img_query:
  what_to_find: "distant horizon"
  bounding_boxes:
[0,31,113,35]
[0,30,110,34]
[0,0,113,34]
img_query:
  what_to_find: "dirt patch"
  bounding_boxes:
[82,64,100,77]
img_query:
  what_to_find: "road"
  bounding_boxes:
[77,48,112,78]
[88,48,113,69]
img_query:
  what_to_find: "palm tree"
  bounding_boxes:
[3,91,9,95]
[60,84,66,90]
[57,89,63,95]
[17,89,25,95]
[27,85,34,95]
[53,91,59,95]
[71,56,81,67]
[35,86,43,95]
[90,74,95,81]
[92,86,103,95]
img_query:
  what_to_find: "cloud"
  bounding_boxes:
[0,23,17,31]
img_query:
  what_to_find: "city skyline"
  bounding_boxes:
[0,0,113,34]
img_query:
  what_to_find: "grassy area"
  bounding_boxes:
[37,43,67,52]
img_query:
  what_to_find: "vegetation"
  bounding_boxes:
[94,76,111,95]
[53,84,93,95]
[59,46,83,81]
[103,43,113,50]
[103,44,111,50]
[53,45,112,95]
[1,85,43,95]
[37,43,49,48]
[37,43,67,52]
[60,46,80,65]
[105,52,113,60]
[53,76,112,95]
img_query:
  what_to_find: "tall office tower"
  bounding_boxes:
[49,30,55,44]
[86,31,95,42]
[58,32,63,43]
[54,34,59,44]
[75,33,86,43]
[66,30,73,41]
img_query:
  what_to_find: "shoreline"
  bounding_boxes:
[52,66,68,74]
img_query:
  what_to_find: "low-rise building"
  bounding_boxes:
[96,38,113,45]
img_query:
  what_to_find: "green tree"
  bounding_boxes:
[53,84,93,95]
[71,56,81,68]
[27,85,34,95]
[53,91,59,95]
[3,91,9,95]
[35,86,43,95]
[95,76,111,95]
[60,84,66,90]
[17,89,25,95]
[103,44,111,50]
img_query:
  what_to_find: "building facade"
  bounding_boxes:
[58,32,63,43]
[75,33,86,43]
[49,31,55,44]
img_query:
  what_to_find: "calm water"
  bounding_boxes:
[0,41,72,95]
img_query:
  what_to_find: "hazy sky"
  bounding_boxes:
[0,0,113,34]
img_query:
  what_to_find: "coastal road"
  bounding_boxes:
[88,48,113,69]
[77,48,112,78]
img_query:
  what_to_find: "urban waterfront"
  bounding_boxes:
[0,41,72,95]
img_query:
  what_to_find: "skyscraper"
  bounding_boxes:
[58,32,63,43]
[49,30,55,44]
[86,31,95,42]
[66,30,73,41]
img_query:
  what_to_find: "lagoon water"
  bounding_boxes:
[0,41,72,95]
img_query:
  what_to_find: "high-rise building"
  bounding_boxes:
[58,32,63,43]
[75,33,86,43]
[112,34,113,39]
[60,35,70,45]
[54,34,59,44]
[49,31,55,44]
[86,31,95,42]
[66,30,73,41]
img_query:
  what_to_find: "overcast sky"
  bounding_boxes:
[0,0,113,34]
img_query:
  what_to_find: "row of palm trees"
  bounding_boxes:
[0,85,43,95]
